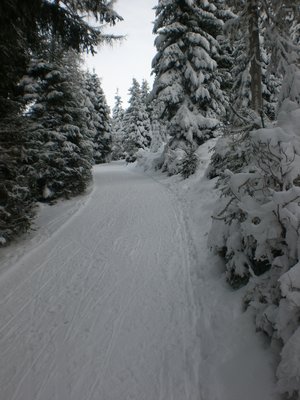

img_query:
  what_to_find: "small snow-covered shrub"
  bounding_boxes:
[210,102,300,286]
[249,259,300,398]
[125,153,137,163]
[180,147,198,179]
[207,129,252,180]
[111,143,125,161]
[162,146,186,176]
[135,146,165,172]
[277,262,300,398]
[207,110,263,180]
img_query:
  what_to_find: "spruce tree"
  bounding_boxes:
[147,98,167,152]
[123,79,152,162]
[226,0,299,118]
[227,34,281,123]
[209,0,298,179]
[0,0,122,117]
[151,0,225,173]
[111,90,125,160]
[84,71,112,164]
[210,0,236,121]
[141,79,151,110]
[21,49,94,200]
[0,117,35,244]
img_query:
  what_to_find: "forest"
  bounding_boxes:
[1,0,300,398]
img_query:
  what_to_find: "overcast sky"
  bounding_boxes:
[85,0,157,110]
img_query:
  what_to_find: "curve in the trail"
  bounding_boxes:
[0,163,202,400]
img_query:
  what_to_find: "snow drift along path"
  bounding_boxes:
[0,163,202,400]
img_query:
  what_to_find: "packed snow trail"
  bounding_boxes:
[0,163,202,400]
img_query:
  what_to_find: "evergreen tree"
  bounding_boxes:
[265,1,300,107]
[84,71,112,164]
[0,0,122,117]
[0,117,35,244]
[123,79,152,162]
[111,90,125,160]
[209,0,299,180]
[141,79,167,151]
[227,34,281,123]
[211,0,236,122]
[150,118,164,152]
[148,98,167,152]
[21,49,94,201]
[151,0,225,173]
[226,0,299,118]
[141,79,151,110]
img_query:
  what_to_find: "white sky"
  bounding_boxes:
[85,0,157,110]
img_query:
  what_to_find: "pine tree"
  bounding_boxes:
[0,117,35,244]
[151,0,225,173]
[226,0,299,118]
[209,0,298,179]
[141,79,151,110]
[227,34,281,123]
[211,0,236,122]
[0,0,122,117]
[111,90,125,160]
[147,98,167,152]
[84,71,112,164]
[123,79,152,162]
[21,49,94,201]
[265,1,300,107]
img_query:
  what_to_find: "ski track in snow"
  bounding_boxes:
[0,163,203,400]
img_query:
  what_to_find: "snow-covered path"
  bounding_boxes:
[0,163,202,400]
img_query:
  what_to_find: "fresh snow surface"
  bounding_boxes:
[0,156,279,400]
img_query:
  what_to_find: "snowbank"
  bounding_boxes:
[209,100,300,398]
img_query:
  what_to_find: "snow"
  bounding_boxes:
[0,151,279,400]
[193,48,217,71]
[280,262,300,301]
[277,327,300,396]
[186,33,210,51]
[137,140,279,400]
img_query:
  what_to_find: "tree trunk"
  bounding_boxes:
[248,0,263,114]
